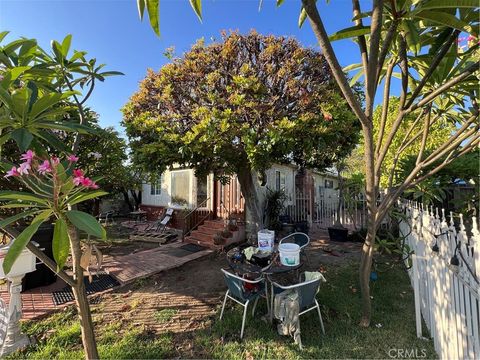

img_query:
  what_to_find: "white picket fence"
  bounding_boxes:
[400,201,480,359]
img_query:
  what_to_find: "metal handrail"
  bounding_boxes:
[182,197,211,239]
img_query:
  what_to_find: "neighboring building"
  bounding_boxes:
[140,163,339,228]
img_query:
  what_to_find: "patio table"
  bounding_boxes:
[129,210,147,223]
[226,246,303,323]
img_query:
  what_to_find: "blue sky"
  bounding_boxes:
[1,0,369,136]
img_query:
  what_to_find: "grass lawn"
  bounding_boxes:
[11,261,436,359]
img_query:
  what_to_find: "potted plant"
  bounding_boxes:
[213,232,225,246]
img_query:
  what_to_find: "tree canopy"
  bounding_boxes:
[123,31,359,177]
[123,31,359,227]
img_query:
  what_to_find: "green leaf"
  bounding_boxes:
[298,0,318,28]
[0,31,9,43]
[0,209,39,228]
[68,191,108,206]
[0,191,48,204]
[2,215,46,275]
[61,34,72,57]
[189,0,202,21]
[276,0,285,6]
[329,25,370,42]
[52,218,69,269]
[414,10,477,36]
[137,0,145,20]
[419,0,479,10]
[10,128,33,151]
[65,210,106,239]
[146,0,160,36]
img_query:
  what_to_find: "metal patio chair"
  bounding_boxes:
[219,269,269,339]
[270,275,325,337]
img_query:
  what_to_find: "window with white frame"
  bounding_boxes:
[324,179,334,189]
[150,176,162,195]
[275,171,286,192]
[171,170,190,206]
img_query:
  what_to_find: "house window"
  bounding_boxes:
[171,170,190,206]
[324,179,334,189]
[196,175,208,207]
[275,171,286,191]
[150,177,162,195]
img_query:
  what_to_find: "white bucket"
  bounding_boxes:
[257,229,275,253]
[279,243,300,266]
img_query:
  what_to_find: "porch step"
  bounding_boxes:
[197,225,222,235]
[190,231,213,242]
[203,220,225,229]
[184,236,222,250]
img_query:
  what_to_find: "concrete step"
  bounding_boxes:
[204,220,225,229]
[189,231,213,242]
[184,236,221,250]
[198,225,222,235]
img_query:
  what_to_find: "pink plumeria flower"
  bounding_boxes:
[38,160,52,175]
[17,162,31,175]
[51,157,60,165]
[73,176,83,186]
[467,35,476,42]
[4,166,20,178]
[90,182,99,189]
[20,150,35,163]
[80,177,94,187]
[73,169,84,178]
[67,154,79,163]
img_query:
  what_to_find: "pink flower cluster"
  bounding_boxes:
[72,169,98,189]
[4,150,99,190]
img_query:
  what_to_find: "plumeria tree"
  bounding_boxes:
[137,0,479,327]
[0,33,121,359]
[1,151,105,358]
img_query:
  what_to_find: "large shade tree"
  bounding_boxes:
[123,31,359,230]
[136,0,479,327]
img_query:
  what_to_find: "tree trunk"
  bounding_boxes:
[359,122,378,328]
[68,226,99,360]
[359,223,377,327]
[122,189,134,212]
[130,189,141,208]
[236,164,264,234]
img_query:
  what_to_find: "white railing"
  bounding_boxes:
[400,201,480,360]
[282,189,368,230]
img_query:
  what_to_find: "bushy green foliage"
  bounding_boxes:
[123,32,360,179]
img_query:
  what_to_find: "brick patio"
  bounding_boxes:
[0,241,213,320]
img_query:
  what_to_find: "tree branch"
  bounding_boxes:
[64,76,87,154]
[415,105,432,166]
[375,60,395,157]
[365,0,384,118]
[302,0,369,126]
[404,30,460,109]
[375,19,399,85]
[352,0,369,78]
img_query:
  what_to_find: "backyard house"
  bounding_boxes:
[139,164,340,244]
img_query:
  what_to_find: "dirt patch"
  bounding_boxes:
[91,230,361,343]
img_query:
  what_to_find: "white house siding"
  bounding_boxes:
[312,172,339,207]
[142,169,214,210]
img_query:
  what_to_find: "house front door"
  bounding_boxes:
[214,175,245,220]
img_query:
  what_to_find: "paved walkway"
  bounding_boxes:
[0,241,213,319]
